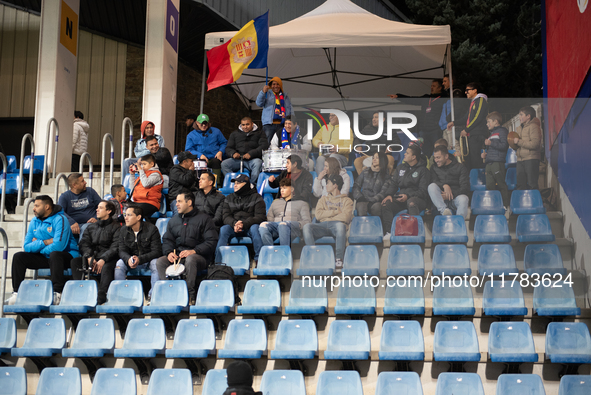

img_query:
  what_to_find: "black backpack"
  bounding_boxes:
[206,263,241,305]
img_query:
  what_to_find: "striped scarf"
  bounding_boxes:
[273,92,286,123]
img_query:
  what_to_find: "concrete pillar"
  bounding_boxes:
[33,0,79,174]
[142,0,179,149]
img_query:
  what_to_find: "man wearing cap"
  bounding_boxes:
[223,361,261,395]
[215,174,266,265]
[168,151,198,215]
[256,76,294,143]
[185,114,227,185]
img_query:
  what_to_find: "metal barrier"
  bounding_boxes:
[17,134,35,206]
[121,117,134,168]
[42,117,59,186]
[0,154,7,223]
[53,173,70,203]
[78,153,93,189]
[101,133,115,197]
[0,227,8,317]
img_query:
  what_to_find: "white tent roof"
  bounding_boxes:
[204,0,452,107]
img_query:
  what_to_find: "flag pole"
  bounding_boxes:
[266,66,268,85]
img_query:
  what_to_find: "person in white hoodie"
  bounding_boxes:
[72,111,90,172]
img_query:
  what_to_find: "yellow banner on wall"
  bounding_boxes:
[59,1,78,56]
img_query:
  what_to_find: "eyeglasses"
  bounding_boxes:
[465,88,476,93]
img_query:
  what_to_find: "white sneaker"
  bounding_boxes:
[335,259,343,269]
[383,232,391,241]
[53,292,61,305]
[5,292,17,305]
[442,208,452,215]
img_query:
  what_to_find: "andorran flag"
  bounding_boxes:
[206,11,269,90]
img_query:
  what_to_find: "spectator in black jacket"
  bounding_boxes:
[70,200,121,304]
[352,112,401,175]
[216,174,266,264]
[428,145,471,218]
[267,155,313,204]
[223,361,260,395]
[482,112,510,207]
[108,184,127,223]
[352,152,390,216]
[221,117,269,186]
[115,204,162,298]
[156,189,218,304]
[168,151,198,215]
[195,172,225,230]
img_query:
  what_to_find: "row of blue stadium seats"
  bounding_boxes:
[0,155,44,175]
[471,167,518,192]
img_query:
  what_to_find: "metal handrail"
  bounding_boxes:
[0,227,8,317]
[101,133,115,197]
[42,117,59,186]
[20,198,35,280]
[53,173,69,203]
[78,153,93,189]
[17,134,35,206]
[0,154,6,223]
[121,117,134,168]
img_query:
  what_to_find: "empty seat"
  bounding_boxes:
[432,215,468,244]
[387,244,424,276]
[191,280,235,314]
[90,368,136,395]
[334,282,376,315]
[390,215,426,244]
[524,244,566,275]
[270,319,318,360]
[95,280,144,314]
[433,321,480,362]
[516,214,555,242]
[0,318,17,353]
[0,155,17,174]
[436,373,484,395]
[533,280,580,316]
[202,370,227,395]
[285,279,328,315]
[23,155,44,175]
[432,244,471,276]
[49,280,97,314]
[0,367,26,395]
[483,280,528,316]
[260,370,306,395]
[155,218,169,239]
[236,280,281,314]
[379,320,424,361]
[376,372,423,395]
[11,318,65,358]
[474,215,511,243]
[384,280,425,315]
[342,245,380,276]
[470,168,486,191]
[220,172,248,195]
[217,246,250,275]
[506,167,517,190]
[471,190,505,215]
[510,190,545,214]
[257,172,280,194]
[62,318,115,358]
[496,374,545,395]
[316,370,363,395]
[113,318,166,358]
[218,319,267,359]
[478,244,517,276]
[297,245,336,276]
[489,322,537,363]
[146,369,192,395]
[558,375,591,395]
[348,216,383,244]
[4,280,53,314]
[143,280,188,314]
[432,280,475,316]
[505,148,517,168]
[35,367,81,395]
[324,320,370,360]
[165,319,216,359]
[0,174,20,195]
[253,246,292,276]
[546,322,591,364]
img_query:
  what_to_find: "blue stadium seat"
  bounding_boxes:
[143,280,188,314]
[324,320,370,360]
[257,172,280,194]
[218,319,267,359]
[4,280,53,314]
[146,369,192,395]
[510,190,546,214]
[516,214,555,242]
[390,214,426,244]
[478,244,517,276]
[432,215,468,244]
[62,318,115,359]
[296,245,335,276]
[0,173,20,194]
[496,374,545,395]
[506,167,517,190]
[260,370,306,395]
[435,373,484,395]
[0,367,26,395]
[202,370,227,395]
[23,155,44,175]
[190,280,234,314]
[219,172,248,195]
[11,318,65,358]
[558,375,591,395]
[155,218,169,239]
[432,244,471,276]
[95,280,144,314]
[49,280,97,314]
[35,368,81,395]
[91,368,136,395]
[387,244,424,276]
[505,148,517,168]
[173,155,179,165]
[346,170,354,192]
[0,317,17,354]
[217,246,250,275]
[165,319,216,359]
[263,193,274,212]
[270,319,318,360]
[379,320,424,361]
[432,280,475,316]
[433,321,480,362]
[334,283,376,315]
[483,280,528,316]
[384,280,425,315]
[348,216,383,244]
[113,319,166,358]
[524,244,566,275]
[470,168,486,191]
[489,322,538,363]
[471,190,505,215]
[474,215,511,243]
[343,245,380,276]
[285,279,328,315]
[376,372,423,395]
[123,174,132,195]
[317,371,362,395]
[236,280,281,314]
[0,155,17,174]
[229,236,253,245]
[546,322,591,364]
[253,245,292,276]
[533,280,580,316]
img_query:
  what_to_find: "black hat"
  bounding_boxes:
[231,174,250,183]
[177,151,197,163]
[226,360,253,387]
[326,174,344,190]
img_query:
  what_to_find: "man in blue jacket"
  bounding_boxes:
[7,195,79,305]
[255,77,293,143]
[185,113,227,185]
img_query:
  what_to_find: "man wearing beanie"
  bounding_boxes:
[256,76,294,143]
[223,361,261,395]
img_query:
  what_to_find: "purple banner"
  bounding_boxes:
[166,0,179,53]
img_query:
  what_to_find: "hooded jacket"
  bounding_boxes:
[222,184,267,230]
[225,123,269,160]
[194,187,225,229]
[134,121,165,158]
[352,167,389,203]
[255,77,294,125]
[315,193,354,225]
[162,207,218,262]
[485,126,509,164]
[268,168,314,203]
[430,159,470,197]
[72,119,89,155]
[24,205,80,259]
[380,157,431,202]
[266,198,311,227]
[78,217,121,262]
[168,164,198,203]
[455,94,489,138]
[185,126,227,159]
[130,165,163,209]
[515,118,542,161]
[119,220,162,265]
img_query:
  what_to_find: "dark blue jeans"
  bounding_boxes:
[216,224,263,261]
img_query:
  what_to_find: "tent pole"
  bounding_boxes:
[447,44,457,150]
[200,52,208,114]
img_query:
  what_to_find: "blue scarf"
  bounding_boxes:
[281,125,300,149]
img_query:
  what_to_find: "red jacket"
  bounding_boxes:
[132,168,163,209]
